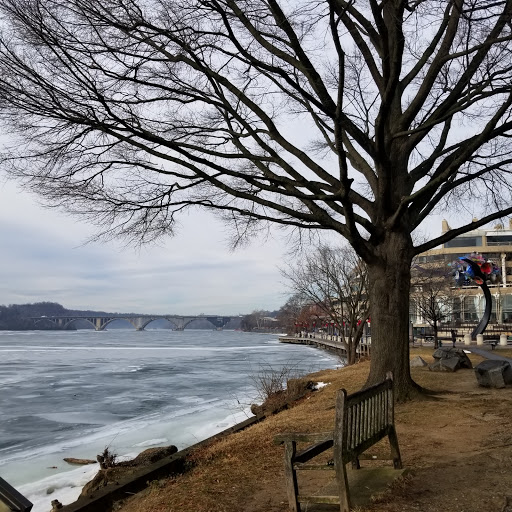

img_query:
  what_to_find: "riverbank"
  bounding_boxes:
[111,347,512,512]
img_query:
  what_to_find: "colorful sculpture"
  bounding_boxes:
[450,253,501,338]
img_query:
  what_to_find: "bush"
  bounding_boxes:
[250,364,313,416]
[97,447,117,469]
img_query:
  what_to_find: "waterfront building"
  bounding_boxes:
[412,219,512,329]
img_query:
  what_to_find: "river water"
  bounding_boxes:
[0,329,341,511]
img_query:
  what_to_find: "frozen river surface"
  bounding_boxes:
[0,329,340,511]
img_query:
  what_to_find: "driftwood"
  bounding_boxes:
[63,458,97,465]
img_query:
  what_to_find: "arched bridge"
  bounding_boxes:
[30,314,235,331]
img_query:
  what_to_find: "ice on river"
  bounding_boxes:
[0,329,341,511]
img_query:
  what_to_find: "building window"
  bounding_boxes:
[487,235,512,245]
[444,236,482,248]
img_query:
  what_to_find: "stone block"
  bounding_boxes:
[474,360,512,388]
[432,347,472,369]
[428,357,460,372]
[410,356,428,368]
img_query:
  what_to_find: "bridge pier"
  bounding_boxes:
[95,318,104,331]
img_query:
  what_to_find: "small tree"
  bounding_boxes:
[281,245,369,365]
[240,309,267,331]
[277,294,306,335]
[411,262,455,348]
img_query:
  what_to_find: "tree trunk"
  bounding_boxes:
[342,335,356,365]
[365,233,421,401]
[348,338,357,365]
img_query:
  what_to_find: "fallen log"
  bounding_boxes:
[63,458,97,465]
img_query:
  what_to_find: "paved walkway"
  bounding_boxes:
[466,346,512,364]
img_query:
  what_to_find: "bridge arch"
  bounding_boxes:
[101,317,139,330]
[62,318,97,330]
[143,318,177,330]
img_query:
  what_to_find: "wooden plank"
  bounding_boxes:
[346,405,353,450]
[345,379,392,407]
[298,495,340,504]
[283,441,300,512]
[274,431,334,444]
[293,463,335,470]
[294,440,333,464]
[355,402,361,448]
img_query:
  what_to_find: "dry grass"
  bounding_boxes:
[493,347,512,359]
[114,347,512,512]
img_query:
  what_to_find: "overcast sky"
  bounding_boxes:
[0,179,295,315]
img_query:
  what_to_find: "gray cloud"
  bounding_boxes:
[0,182,286,315]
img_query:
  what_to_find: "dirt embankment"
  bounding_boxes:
[112,348,512,512]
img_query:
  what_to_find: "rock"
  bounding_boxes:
[429,357,461,372]
[410,356,428,368]
[79,469,110,498]
[250,390,288,418]
[80,445,179,498]
[63,457,97,465]
[250,403,264,418]
[251,378,314,419]
[501,496,512,512]
[475,360,512,388]
[432,347,473,369]
[286,378,314,400]
[50,499,63,511]
[127,446,178,466]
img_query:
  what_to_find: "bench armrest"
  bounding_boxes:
[273,431,334,445]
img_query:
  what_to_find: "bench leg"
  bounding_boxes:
[283,441,300,512]
[336,461,351,512]
[388,427,402,469]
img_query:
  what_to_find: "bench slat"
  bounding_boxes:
[341,427,393,465]
[344,379,392,407]
[293,463,334,470]
[294,440,333,464]
[274,431,333,444]
[298,495,339,504]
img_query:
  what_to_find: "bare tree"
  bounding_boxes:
[240,309,271,331]
[0,1,512,398]
[411,262,455,348]
[277,293,309,335]
[281,245,369,365]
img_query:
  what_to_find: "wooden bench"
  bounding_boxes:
[274,373,402,512]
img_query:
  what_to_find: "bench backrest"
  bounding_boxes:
[334,375,394,465]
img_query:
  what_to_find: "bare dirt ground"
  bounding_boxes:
[115,348,512,512]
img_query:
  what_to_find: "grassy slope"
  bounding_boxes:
[115,348,512,512]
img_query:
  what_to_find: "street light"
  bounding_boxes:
[0,477,33,512]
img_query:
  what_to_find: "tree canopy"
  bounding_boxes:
[1,0,511,398]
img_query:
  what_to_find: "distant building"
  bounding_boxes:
[413,219,512,326]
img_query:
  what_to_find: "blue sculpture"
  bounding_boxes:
[452,254,501,338]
